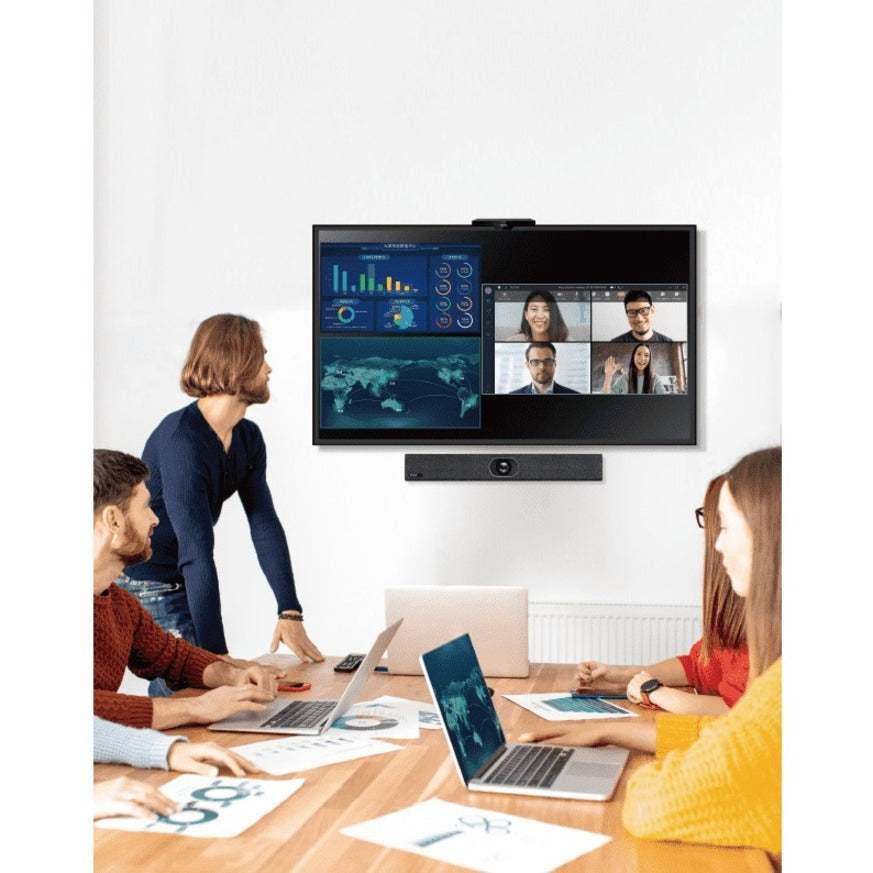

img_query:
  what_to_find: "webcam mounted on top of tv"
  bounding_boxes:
[471,218,536,230]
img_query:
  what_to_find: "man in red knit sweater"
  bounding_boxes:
[94,449,281,728]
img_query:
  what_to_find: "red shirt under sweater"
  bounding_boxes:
[677,639,749,707]
[94,583,220,727]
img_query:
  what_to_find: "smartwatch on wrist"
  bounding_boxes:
[639,678,663,708]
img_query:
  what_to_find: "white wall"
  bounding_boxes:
[95,1,780,663]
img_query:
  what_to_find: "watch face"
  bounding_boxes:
[640,678,662,694]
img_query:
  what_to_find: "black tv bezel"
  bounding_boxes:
[313,224,697,446]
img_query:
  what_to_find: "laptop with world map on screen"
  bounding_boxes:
[420,633,628,801]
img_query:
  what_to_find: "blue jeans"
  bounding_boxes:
[116,575,198,698]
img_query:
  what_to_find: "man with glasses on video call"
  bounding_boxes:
[611,290,673,343]
[509,342,581,395]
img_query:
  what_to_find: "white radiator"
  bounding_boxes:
[529,603,701,665]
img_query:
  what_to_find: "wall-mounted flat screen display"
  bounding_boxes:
[313,224,696,445]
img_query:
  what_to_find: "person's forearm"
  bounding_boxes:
[93,716,181,769]
[601,719,657,753]
[243,478,304,615]
[649,686,728,715]
[643,657,689,687]
[151,696,206,730]
[164,487,229,653]
[610,666,641,686]
[577,663,641,688]
[202,660,235,688]
[177,558,229,654]
[647,686,728,715]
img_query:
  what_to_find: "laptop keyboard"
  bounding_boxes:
[487,745,571,788]
[261,699,336,729]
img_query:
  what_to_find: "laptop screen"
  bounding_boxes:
[421,634,506,784]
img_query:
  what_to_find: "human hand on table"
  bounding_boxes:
[217,654,299,682]
[93,776,179,820]
[575,660,635,692]
[518,719,657,753]
[204,659,279,694]
[167,741,261,777]
[188,684,274,724]
[270,618,324,663]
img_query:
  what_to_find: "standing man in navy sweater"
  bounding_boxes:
[120,314,323,694]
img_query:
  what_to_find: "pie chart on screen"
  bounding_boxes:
[393,305,414,330]
[337,305,356,324]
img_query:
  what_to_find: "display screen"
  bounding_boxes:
[313,225,696,445]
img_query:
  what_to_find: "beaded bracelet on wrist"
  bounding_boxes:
[278,612,304,621]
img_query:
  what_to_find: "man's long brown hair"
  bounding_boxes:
[180,314,265,399]
[700,474,747,660]
[724,447,782,679]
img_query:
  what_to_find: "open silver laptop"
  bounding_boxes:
[385,585,529,678]
[209,620,402,736]
[421,634,629,801]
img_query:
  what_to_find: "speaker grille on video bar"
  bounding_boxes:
[404,454,603,482]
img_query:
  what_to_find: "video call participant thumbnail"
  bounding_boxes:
[611,290,673,343]
[505,289,570,342]
[509,342,581,395]
[602,343,668,394]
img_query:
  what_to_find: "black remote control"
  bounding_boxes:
[334,653,365,672]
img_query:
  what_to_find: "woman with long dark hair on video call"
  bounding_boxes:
[507,289,569,342]
[522,447,781,859]
[576,474,748,715]
[601,343,667,394]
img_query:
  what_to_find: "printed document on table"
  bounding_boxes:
[328,698,420,738]
[96,776,303,838]
[365,694,443,730]
[342,797,610,873]
[504,692,637,721]
[230,733,402,775]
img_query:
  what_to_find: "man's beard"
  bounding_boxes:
[240,380,270,406]
[116,529,153,567]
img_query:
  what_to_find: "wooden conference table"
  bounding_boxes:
[94,659,773,873]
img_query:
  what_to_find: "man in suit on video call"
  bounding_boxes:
[509,342,581,395]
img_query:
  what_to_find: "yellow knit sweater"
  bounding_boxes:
[622,658,781,854]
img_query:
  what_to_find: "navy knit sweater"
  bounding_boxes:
[126,402,302,653]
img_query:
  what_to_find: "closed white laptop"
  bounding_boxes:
[385,585,529,678]
[421,634,629,801]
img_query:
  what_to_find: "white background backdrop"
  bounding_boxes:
[94,0,780,669]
